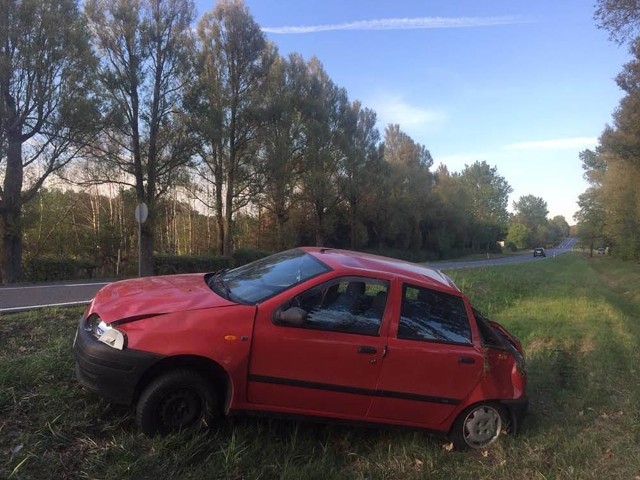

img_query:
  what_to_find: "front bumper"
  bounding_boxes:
[74,318,164,405]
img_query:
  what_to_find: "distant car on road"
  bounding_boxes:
[74,247,527,450]
[597,246,606,255]
[533,248,546,257]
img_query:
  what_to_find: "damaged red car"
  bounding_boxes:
[74,247,527,449]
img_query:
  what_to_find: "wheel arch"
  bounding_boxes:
[134,355,232,412]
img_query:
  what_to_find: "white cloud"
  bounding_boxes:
[504,137,598,151]
[374,96,445,129]
[262,16,532,34]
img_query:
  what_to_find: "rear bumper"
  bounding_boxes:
[74,318,164,405]
[502,397,529,434]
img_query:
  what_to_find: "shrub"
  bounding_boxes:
[232,248,271,266]
[24,257,98,282]
[153,255,233,275]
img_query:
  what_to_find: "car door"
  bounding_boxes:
[247,276,390,418]
[367,282,483,428]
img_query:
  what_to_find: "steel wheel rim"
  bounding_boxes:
[463,405,502,449]
[159,388,202,429]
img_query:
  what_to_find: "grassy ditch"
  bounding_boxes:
[2,253,640,479]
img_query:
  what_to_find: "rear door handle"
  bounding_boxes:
[458,356,476,365]
[358,346,377,354]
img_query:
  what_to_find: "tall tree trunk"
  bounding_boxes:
[1,133,24,283]
[224,98,236,257]
[315,203,325,247]
[140,207,155,276]
[214,142,225,256]
[224,176,234,255]
[1,206,23,284]
[349,199,357,249]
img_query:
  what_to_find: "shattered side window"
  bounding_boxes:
[398,284,472,345]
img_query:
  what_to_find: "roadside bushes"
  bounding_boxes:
[153,255,233,275]
[23,249,273,282]
[153,249,271,275]
[231,248,271,266]
[24,257,98,282]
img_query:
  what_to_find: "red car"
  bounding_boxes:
[74,247,527,449]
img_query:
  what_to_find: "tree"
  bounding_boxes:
[253,53,306,250]
[189,0,271,255]
[548,215,570,241]
[595,0,640,45]
[0,0,97,283]
[506,223,529,250]
[85,0,196,275]
[298,58,347,246]
[384,124,433,170]
[458,161,512,251]
[430,164,471,256]
[338,101,382,248]
[363,124,433,251]
[512,195,549,247]
[575,188,606,256]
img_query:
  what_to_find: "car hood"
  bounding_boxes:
[90,274,236,323]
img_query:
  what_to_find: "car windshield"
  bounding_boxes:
[207,249,330,304]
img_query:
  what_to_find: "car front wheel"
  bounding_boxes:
[450,403,508,450]
[136,369,218,436]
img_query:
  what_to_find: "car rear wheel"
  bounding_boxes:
[450,403,508,450]
[136,369,218,436]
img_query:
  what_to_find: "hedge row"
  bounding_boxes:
[154,248,271,275]
[23,248,272,282]
[152,255,233,275]
[24,257,98,282]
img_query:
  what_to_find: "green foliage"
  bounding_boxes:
[512,195,549,247]
[457,161,512,251]
[578,38,640,261]
[232,248,271,266]
[24,257,98,282]
[147,250,272,276]
[189,0,271,256]
[84,0,197,276]
[0,0,98,282]
[506,222,530,249]
[595,0,640,45]
[153,254,232,275]
[3,0,569,282]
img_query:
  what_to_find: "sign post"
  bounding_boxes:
[135,202,149,277]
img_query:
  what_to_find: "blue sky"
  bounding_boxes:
[195,0,629,223]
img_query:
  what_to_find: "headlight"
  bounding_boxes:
[84,313,126,350]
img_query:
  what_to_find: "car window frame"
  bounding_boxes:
[273,275,390,337]
[207,249,331,305]
[396,283,474,347]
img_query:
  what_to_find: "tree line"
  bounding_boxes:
[1,0,568,283]
[575,1,640,260]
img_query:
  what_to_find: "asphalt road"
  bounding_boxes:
[0,281,110,314]
[0,237,578,314]
[430,237,578,270]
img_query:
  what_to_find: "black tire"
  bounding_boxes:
[136,369,218,436]
[449,402,509,451]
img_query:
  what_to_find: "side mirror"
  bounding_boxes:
[273,307,308,327]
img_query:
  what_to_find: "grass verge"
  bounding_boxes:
[2,253,640,479]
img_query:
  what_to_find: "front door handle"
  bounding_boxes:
[358,345,377,354]
[458,356,476,365]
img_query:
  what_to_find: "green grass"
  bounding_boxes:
[2,253,640,479]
